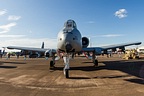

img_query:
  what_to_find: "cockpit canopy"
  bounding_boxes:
[64,20,77,29]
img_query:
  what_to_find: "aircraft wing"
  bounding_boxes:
[82,42,142,54]
[7,46,50,53]
[100,42,141,50]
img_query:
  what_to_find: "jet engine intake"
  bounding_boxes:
[45,50,50,57]
[82,37,89,48]
[45,49,57,58]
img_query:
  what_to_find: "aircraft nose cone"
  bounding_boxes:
[65,43,72,52]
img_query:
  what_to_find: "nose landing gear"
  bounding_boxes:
[63,55,70,78]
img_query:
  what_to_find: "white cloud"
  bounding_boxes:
[0,9,7,16]
[114,9,127,19]
[0,22,17,34]
[0,35,25,38]
[91,34,124,38]
[100,34,124,37]
[29,30,32,33]
[86,21,95,24]
[8,15,21,21]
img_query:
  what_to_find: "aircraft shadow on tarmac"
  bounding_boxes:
[0,61,26,69]
[3,61,26,64]
[0,65,17,69]
[99,60,144,85]
[51,60,144,84]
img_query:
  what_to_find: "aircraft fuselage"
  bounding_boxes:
[57,20,82,52]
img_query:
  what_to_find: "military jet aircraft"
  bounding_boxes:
[7,19,141,78]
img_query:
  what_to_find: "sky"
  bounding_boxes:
[0,0,144,51]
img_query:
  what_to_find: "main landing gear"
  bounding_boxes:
[92,51,98,67]
[49,54,55,69]
[93,59,98,67]
[50,60,55,68]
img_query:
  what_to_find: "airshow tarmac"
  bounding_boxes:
[0,55,144,96]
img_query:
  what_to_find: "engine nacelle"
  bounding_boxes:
[82,37,89,48]
[29,54,39,58]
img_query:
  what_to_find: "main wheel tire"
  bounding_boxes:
[94,59,98,67]
[65,69,69,78]
[50,60,54,68]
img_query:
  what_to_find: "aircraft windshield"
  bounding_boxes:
[67,22,72,28]
[64,20,77,29]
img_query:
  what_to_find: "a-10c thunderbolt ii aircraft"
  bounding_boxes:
[7,19,141,78]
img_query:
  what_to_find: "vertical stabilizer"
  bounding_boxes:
[41,42,44,49]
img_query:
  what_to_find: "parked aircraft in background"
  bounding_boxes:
[18,42,45,58]
[7,19,141,78]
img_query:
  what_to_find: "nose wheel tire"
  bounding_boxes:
[65,69,69,78]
